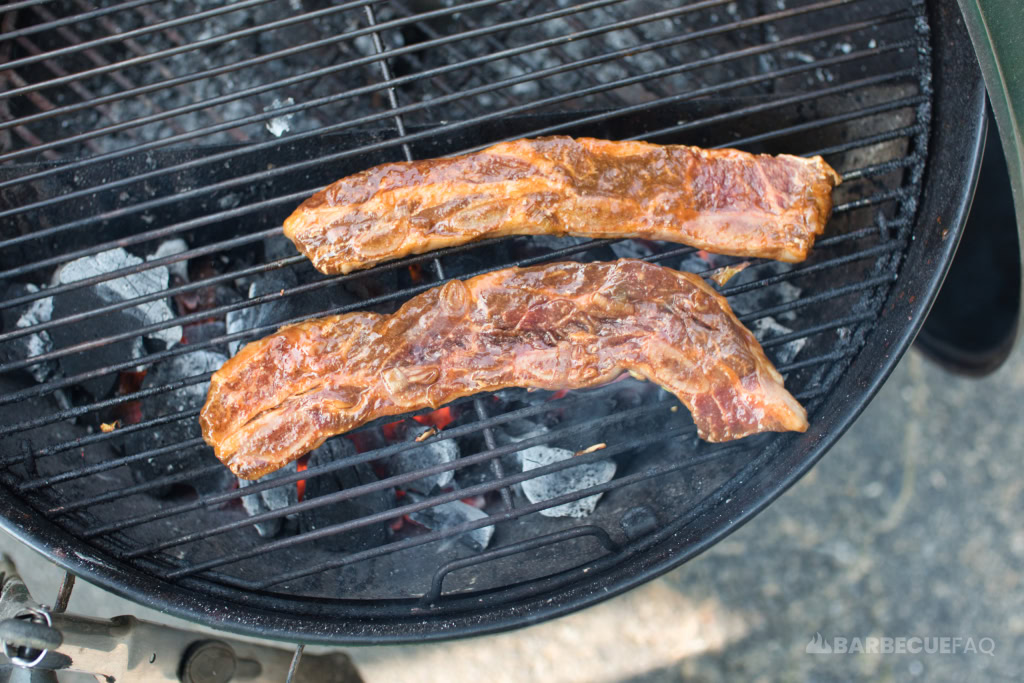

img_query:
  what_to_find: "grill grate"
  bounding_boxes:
[1,0,932,622]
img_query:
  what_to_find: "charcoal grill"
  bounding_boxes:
[0,0,985,644]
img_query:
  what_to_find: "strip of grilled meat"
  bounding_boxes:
[284,136,841,274]
[201,260,807,479]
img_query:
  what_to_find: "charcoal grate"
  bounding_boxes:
[0,0,941,634]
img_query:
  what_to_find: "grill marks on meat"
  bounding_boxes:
[283,137,841,274]
[201,260,807,479]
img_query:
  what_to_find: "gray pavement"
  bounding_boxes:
[2,346,1022,681]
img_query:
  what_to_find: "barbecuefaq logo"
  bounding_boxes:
[805,632,995,656]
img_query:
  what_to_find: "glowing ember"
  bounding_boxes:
[380,420,403,442]
[413,406,456,430]
[549,389,570,401]
[295,455,309,502]
[114,370,147,425]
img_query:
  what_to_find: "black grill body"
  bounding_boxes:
[0,0,984,642]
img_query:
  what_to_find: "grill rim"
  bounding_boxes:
[0,0,984,644]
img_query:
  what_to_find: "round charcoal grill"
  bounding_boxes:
[0,0,985,642]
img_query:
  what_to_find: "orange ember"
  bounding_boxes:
[413,406,455,430]
[549,389,569,401]
[296,456,308,502]
[380,420,403,442]
[114,370,147,425]
[408,263,424,283]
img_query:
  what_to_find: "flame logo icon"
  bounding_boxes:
[805,632,833,654]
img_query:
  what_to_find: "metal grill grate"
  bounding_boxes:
[1,0,932,626]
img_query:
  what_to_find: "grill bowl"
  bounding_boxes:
[0,0,984,642]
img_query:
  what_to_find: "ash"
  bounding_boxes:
[264,97,297,138]
[751,316,806,366]
[519,445,616,519]
[1,284,57,384]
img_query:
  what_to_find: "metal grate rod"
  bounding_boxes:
[0,0,298,75]
[0,0,621,139]
[0,216,901,421]
[0,0,161,41]
[252,432,761,590]
[0,0,882,196]
[0,176,904,373]
[0,49,914,301]
[53,349,846,526]
[123,402,674,557]
[166,425,708,580]
[364,4,413,163]
[20,306,877,489]
[0,0,57,13]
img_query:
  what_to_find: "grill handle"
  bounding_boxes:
[420,525,621,606]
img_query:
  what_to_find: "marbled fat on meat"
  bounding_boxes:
[283,137,841,274]
[201,260,808,479]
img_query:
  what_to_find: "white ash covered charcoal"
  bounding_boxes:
[520,445,617,519]
[407,493,495,552]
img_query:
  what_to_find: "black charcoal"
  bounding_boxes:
[181,321,228,348]
[55,248,181,348]
[387,422,459,495]
[494,418,550,446]
[124,349,232,497]
[263,233,300,263]
[225,270,355,355]
[48,248,181,398]
[299,437,392,553]
[239,461,298,538]
[725,262,803,323]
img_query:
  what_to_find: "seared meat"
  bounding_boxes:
[201,260,807,479]
[283,136,841,274]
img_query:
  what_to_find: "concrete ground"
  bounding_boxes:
[2,345,1022,681]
